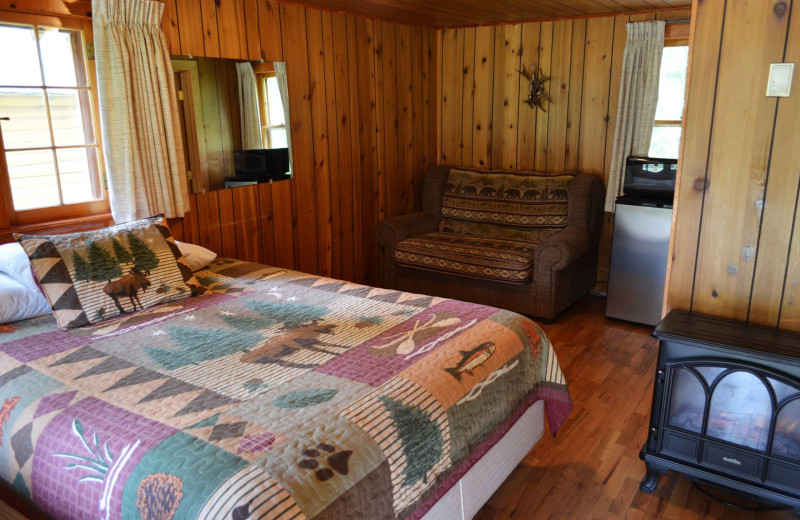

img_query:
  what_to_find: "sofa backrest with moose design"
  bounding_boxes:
[377,166,604,319]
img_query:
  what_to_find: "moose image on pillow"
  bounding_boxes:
[15,215,205,329]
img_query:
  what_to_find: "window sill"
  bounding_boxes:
[0,212,113,244]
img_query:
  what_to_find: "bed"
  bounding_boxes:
[0,258,572,520]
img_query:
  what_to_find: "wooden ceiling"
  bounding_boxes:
[279,0,693,28]
[1,0,692,28]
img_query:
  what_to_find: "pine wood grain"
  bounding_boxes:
[215,0,690,29]
[516,22,540,171]
[472,25,495,169]
[491,23,522,171]
[690,0,789,322]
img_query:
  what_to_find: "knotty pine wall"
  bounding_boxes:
[160,1,440,286]
[0,0,439,287]
[666,0,800,332]
[438,9,689,284]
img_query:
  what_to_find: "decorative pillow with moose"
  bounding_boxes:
[15,214,205,330]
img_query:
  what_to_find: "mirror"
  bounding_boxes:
[170,57,292,193]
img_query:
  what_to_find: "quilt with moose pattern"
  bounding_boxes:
[0,259,572,520]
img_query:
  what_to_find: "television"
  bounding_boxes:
[234,148,291,182]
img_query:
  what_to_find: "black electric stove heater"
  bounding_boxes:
[641,310,800,515]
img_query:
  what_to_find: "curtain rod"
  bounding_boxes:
[665,19,690,24]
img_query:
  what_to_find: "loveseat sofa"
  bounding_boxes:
[377,166,604,319]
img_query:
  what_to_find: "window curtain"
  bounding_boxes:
[92,0,189,222]
[605,21,665,212]
[235,62,264,150]
[273,62,293,174]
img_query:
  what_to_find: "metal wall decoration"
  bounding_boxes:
[517,64,551,111]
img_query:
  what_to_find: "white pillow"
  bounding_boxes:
[0,272,52,324]
[175,241,217,272]
[0,242,41,293]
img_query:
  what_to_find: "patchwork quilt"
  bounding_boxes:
[0,259,572,520]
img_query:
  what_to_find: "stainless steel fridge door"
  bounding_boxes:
[606,202,673,326]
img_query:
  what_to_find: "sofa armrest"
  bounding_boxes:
[377,212,440,253]
[535,227,593,273]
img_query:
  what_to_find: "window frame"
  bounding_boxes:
[650,26,690,159]
[256,72,287,150]
[0,11,108,230]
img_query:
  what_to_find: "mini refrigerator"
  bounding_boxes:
[605,157,677,326]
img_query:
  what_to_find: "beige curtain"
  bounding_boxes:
[93,0,189,222]
[274,61,293,174]
[236,62,264,150]
[605,21,665,212]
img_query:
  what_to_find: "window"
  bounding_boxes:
[649,44,689,159]
[259,75,287,149]
[0,16,105,225]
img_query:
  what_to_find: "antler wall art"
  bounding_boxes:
[517,64,552,111]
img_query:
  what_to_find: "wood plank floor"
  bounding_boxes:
[476,296,795,520]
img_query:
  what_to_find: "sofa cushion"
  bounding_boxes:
[439,169,573,240]
[394,232,549,283]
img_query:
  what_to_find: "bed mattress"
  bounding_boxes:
[0,259,571,519]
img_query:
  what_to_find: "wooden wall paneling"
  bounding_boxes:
[429,29,442,172]
[183,196,200,245]
[769,13,800,330]
[195,191,223,254]
[460,27,476,169]
[372,21,389,232]
[176,0,205,57]
[380,22,400,219]
[396,24,415,213]
[356,18,379,284]
[472,26,494,169]
[231,185,262,263]
[516,22,541,171]
[306,9,333,278]
[545,19,573,173]
[411,26,427,209]
[690,0,790,322]
[243,0,263,60]
[217,188,238,258]
[281,4,319,275]
[533,21,552,172]
[491,23,522,171]
[656,8,692,21]
[258,0,284,61]
[440,28,464,165]
[271,180,296,269]
[665,0,724,313]
[200,0,221,58]
[564,18,586,172]
[167,218,184,242]
[215,59,238,180]
[330,13,356,281]
[321,12,342,279]
[196,59,226,188]
[594,14,627,287]
[161,0,181,55]
[258,183,277,266]
[216,0,248,59]
[346,16,364,281]
[577,16,615,177]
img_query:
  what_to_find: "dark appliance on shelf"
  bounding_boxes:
[606,156,678,326]
[623,155,678,201]
[233,148,291,183]
[641,310,800,515]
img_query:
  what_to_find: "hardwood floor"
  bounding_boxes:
[476,296,795,520]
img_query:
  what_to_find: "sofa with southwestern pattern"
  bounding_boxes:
[377,166,604,319]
